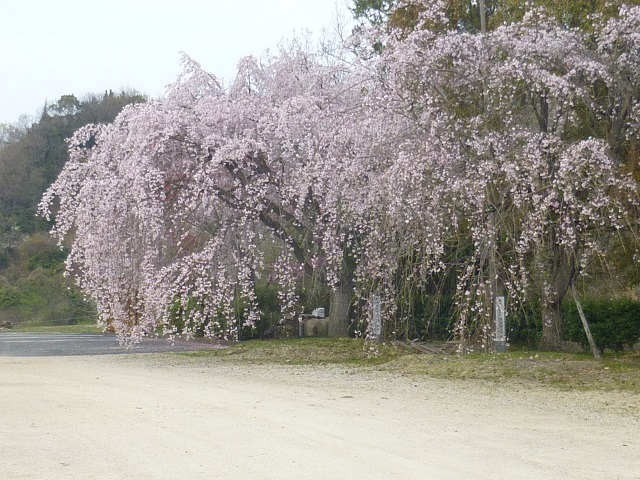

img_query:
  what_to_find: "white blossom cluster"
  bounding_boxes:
[40,4,640,346]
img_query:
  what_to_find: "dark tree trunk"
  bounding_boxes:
[328,282,352,337]
[328,260,355,338]
[540,299,564,351]
[538,243,575,351]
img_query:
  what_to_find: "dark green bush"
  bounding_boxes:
[409,294,455,340]
[17,233,66,272]
[163,282,285,339]
[563,298,640,352]
[412,293,542,346]
[506,299,542,347]
[0,248,11,270]
[25,249,66,271]
[246,281,281,338]
[0,286,19,307]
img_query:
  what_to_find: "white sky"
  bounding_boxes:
[0,0,350,124]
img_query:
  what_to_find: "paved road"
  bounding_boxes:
[0,332,225,357]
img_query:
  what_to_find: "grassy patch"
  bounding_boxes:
[179,337,406,366]
[384,350,640,393]
[179,338,640,393]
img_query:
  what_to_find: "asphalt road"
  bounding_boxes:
[0,332,225,357]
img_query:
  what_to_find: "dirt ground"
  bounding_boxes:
[1,354,638,480]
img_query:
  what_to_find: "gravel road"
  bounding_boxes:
[1,354,638,479]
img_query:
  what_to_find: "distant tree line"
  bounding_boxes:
[0,90,146,233]
[0,90,145,326]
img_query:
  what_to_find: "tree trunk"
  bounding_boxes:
[539,299,564,351]
[538,243,576,351]
[328,281,352,337]
[328,260,355,338]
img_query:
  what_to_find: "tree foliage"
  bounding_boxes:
[352,0,640,32]
[348,0,640,350]
[41,48,373,341]
[0,90,146,327]
[42,3,640,350]
[0,90,146,233]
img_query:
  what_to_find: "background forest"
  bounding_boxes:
[2,1,640,354]
[0,91,145,327]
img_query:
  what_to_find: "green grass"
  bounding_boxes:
[381,349,640,393]
[179,338,640,393]
[179,337,406,366]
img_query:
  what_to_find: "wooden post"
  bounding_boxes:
[488,210,505,352]
[494,295,506,353]
[479,0,487,33]
[372,294,382,342]
[570,284,601,359]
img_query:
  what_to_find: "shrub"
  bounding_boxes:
[17,233,66,272]
[563,298,640,352]
[251,281,281,338]
[506,300,542,348]
[412,293,456,341]
[0,286,19,307]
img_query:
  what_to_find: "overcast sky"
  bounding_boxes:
[0,0,350,124]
